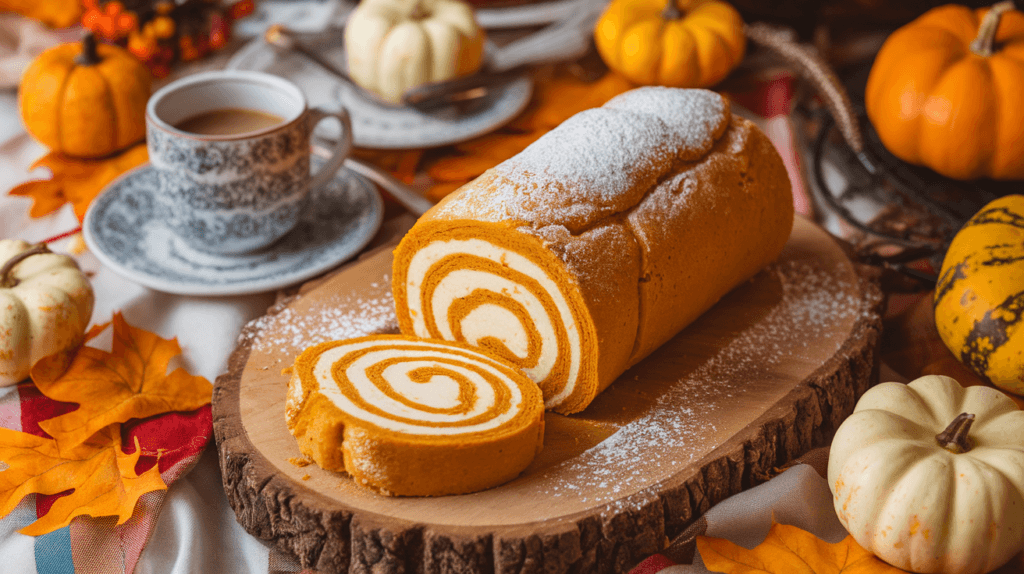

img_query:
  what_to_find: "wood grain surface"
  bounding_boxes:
[213,216,884,574]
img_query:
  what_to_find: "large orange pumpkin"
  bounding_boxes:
[594,0,745,88]
[19,35,151,159]
[865,1,1024,181]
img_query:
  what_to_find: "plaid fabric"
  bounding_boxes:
[0,383,211,573]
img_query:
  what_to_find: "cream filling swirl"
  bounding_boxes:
[314,339,525,435]
[404,238,582,408]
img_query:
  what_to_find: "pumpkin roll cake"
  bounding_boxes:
[286,335,544,496]
[393,87,793,414]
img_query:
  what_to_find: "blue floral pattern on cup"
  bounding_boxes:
[148,116,316,254]
[144,70,353,256]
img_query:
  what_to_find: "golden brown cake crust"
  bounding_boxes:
[393,87,794,414]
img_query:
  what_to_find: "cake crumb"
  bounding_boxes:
[288,457,312,468]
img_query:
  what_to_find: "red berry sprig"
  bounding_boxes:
[82,0,252,77]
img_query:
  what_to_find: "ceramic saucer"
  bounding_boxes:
[225,32,533,149]
[83,158,384,296]
[475,0,591,29]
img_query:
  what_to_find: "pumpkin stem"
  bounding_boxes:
[76,33,102,66]
[662,0,683,20]
[409,0,430,20]
[936,412,976,454]
[0,244,51,288]
[970,1,1016,57]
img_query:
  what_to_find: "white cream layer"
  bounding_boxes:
[433,270,556,373]
[313,339,525,435]
[404,238,582,408]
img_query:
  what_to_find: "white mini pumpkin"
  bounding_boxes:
[344,0,486,104]
[828,375,1024,574]
[0,240,94,386]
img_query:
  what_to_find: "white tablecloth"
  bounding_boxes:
[0,86,293,571]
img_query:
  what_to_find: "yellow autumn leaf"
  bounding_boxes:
[697,522,908,574]
[30,312,212,452]
[0,425,166,536]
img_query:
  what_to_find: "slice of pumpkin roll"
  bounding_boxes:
[286,335,545,496]
[393,87,794,414]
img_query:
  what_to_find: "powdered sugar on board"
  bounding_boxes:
[230,219,877,532]
[246,276,398,359]
[535,259,870,509]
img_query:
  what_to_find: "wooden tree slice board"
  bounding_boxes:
[214,216,884,574]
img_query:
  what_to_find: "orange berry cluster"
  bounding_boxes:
[82,0,254,77]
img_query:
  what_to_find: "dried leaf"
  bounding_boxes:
[0,425,166,536]
[697,522,907,574]
[84,321,112,342]
[30,312,212,452]
[351,149,424,182]
[425,181,469,203]
[428,132,544,182]
[518,71,635,132]
[9,144,148,222]
[29,320,114,383]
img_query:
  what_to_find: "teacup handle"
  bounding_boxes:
[308,106,354,191]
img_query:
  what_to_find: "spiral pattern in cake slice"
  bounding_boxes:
[394,223,610,415]
[286,334,544,496]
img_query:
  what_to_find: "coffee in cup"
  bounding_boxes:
[146,70,352,255]
[174,108,286,136]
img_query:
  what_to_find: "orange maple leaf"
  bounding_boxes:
[9,144,148,222]
[30,312,212,452]
[697,522,908,574]
[0,425,166,536]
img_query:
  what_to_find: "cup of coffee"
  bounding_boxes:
[146,70,352,255]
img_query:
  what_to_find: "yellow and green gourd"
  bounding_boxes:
[934,195,1024,396]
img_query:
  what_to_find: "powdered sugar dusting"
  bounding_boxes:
[247,277,398,358]
[494,109,676,229]
[603,87,728,160]
[435,88,731,234]
[536,259,870,508]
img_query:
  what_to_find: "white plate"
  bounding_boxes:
[475,0,593,29]
[83,158,384,296]
[226,33,533,150]
[228,0,584,34]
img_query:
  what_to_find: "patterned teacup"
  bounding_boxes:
[146,70,352,255]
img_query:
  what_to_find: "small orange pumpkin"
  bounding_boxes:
[934,194,1024,396]
[19,34,151,159]
[865,1,1024,181]
[594,0,746,88]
